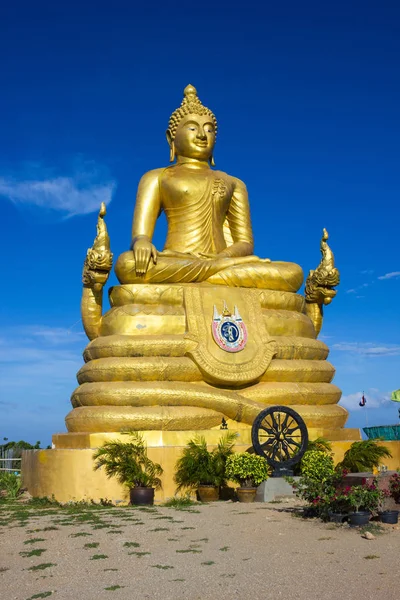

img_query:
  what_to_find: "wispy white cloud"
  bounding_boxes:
[0,325,82,393]
[346,283,369,294]
[340,388,392,411]
[361,270,374,275]
[13,325,84,346]
[332,342,400,357]
[0,162,116,218]
[378,271,400,281]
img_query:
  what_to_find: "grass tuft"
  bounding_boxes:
[163,495,196,509]
[123,542,140,548]
[104,585,125,591]
[20,549,47,558]
[27,563,56,572]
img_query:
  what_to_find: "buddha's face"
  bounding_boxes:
[171,114,215,161]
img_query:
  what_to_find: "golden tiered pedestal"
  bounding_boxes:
[23,280,362,502]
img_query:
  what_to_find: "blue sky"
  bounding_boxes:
[1,1,399,446]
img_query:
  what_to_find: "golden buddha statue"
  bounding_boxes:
[115,84,302,292]
[66,84,349,439]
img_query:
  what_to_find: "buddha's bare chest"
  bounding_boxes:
[160,171,233,213]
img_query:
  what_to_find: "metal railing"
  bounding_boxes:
[0,457,22,473]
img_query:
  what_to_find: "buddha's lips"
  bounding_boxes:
[195,141,208,147]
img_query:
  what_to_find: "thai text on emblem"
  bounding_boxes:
[212,301,248,353]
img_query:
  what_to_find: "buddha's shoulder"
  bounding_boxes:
[138,168,166,183]
[212,169,247,189]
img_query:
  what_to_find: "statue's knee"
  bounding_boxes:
[115,251,136,283]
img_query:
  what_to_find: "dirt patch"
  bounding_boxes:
[0,499,399,599]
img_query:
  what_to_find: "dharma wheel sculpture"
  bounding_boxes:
[251,406,308,476]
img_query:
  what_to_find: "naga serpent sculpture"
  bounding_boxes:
[305,228,340,337]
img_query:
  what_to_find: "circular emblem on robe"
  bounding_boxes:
[212,304,248,353]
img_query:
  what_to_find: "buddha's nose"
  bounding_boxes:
[197,131,207,140]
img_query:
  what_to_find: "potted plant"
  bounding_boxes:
[342,479,384,527]
[174,432,237,502]
[289,457,346,521]
[380,472,400,524]
[388,471,400,503]
[225,453,269,502]
[92,431,163,505]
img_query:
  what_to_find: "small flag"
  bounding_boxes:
[359,393,366,407]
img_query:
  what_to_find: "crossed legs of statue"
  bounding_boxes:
[115,251,303,292]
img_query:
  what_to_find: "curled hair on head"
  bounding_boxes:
[168,84,217,139]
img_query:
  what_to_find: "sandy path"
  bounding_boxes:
[0,500,399,600]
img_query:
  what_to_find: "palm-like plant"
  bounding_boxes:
[174,432,237,491]
[93,432,163,490]
[336,440,392,473]
[307,437,333,454]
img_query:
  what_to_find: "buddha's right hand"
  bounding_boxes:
[133,237,157,275]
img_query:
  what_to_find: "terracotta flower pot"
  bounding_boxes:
[197,485,219,502]
[130,487,155,506]
[236,487,257,503]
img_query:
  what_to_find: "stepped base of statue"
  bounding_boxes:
[67,279,349,434]
[22,276,365,504]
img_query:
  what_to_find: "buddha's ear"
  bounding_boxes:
[166,130,175,163]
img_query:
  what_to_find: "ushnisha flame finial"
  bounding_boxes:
[168,84,218,139]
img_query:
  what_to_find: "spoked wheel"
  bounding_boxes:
[251,406,308,475]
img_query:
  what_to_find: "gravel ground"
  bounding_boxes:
[0,499,399,600]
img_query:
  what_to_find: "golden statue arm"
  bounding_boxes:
[81,203,113,340]
[219,177,254,258]
[305,228,340,337]
[131,169,163,246]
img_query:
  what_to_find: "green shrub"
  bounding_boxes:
[174,433,237,491]
[293,437,332,475]
[93,431,163,490]
[225,453,269,487]
[342,481,386,513]
[0,472,21,499]
[336,440,392,473]
[306,437,332,454]
[300,450,334,481]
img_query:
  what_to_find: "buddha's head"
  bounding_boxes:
[167,85,218,164]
